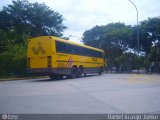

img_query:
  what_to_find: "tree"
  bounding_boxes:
[82,23,132,68]
[0,0,67,38]
[82,25,104,47]
[0,40,28,77]
[128,17,160,72]
[129,17,160,54]
[0,29,29,53]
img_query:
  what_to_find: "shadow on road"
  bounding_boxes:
[30,74,98,82]
[31,78,66,82]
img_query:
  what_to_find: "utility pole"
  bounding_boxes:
[128,0,140,73]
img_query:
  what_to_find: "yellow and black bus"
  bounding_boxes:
[27,36,105,79]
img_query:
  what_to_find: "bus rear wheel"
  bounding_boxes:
[68,66,78,79]
[98,67,103,75]
[77,67,83,78]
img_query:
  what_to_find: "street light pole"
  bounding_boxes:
[128,0,140,73]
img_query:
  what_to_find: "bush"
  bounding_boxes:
[0,44,27,78]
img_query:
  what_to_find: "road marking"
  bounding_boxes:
[128,74,160,83]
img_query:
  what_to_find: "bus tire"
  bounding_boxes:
[69,66,78,79]
[49,75,55,80]
[77,67,83,78]
[98,67,103,75]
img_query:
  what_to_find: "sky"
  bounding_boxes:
[0,0,160,43]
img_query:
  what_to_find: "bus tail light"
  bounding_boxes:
[47,56,52,68]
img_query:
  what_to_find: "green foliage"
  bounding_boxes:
[83,23,132,68]
[83,25,104,47]
[0,29,8,52]
[0,0,67,37]
[0,43,27,77]
[115,53,145,71]
[129,17,160,54]
[131,17,160,72]
[0,29,29,53]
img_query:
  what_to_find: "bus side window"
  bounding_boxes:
[77,46,81,55]
[70,45,75,54]
[81,47,84,56]
[56,41,61,52]
[66,43,72,54]
[65,43,69,54]
[80,47,84,56]
[56,41,66,53]
[84,48,88,56]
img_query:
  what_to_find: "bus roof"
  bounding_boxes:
[51,36,104,52]
[29,36,104,52]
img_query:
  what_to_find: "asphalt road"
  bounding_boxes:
[0,73,160,114]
